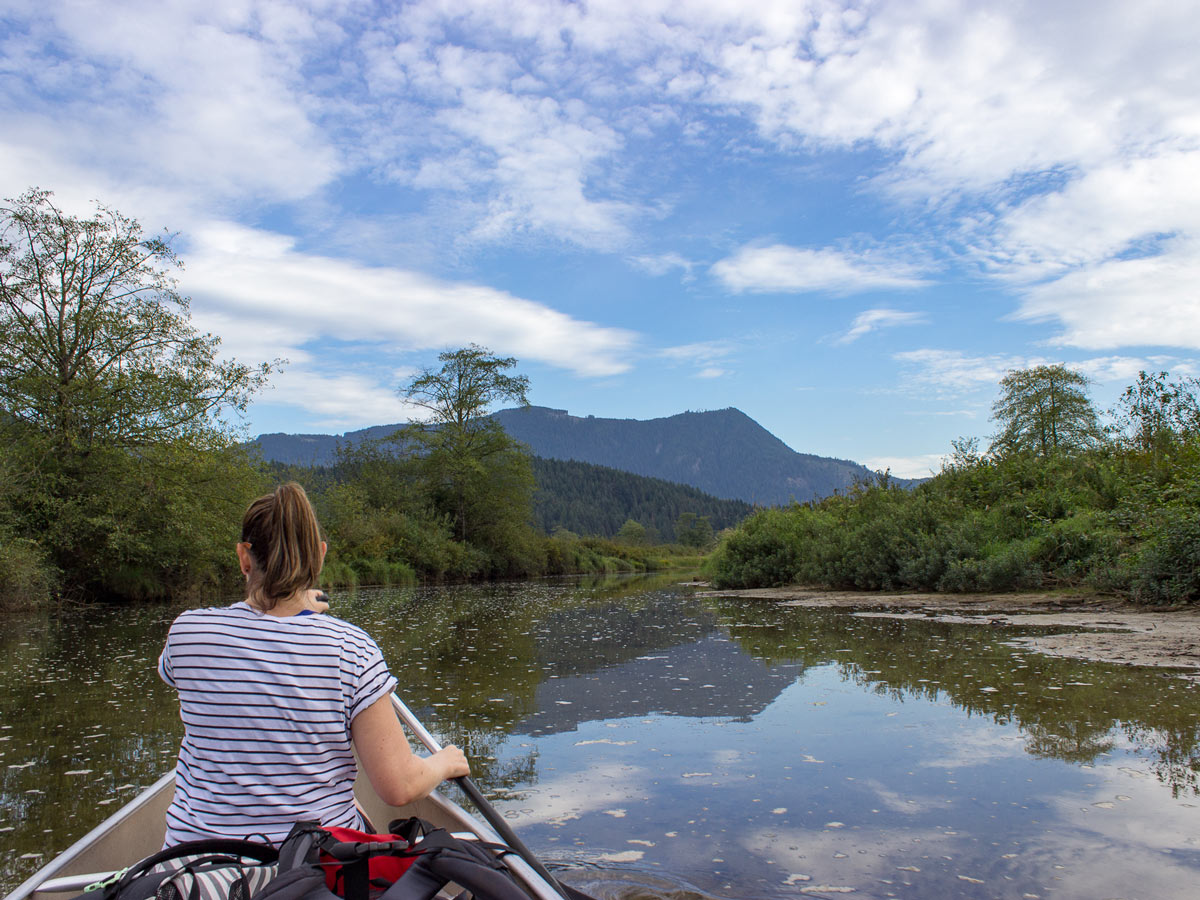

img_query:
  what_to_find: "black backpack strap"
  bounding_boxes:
[377,830,527,900]
[256,825,338,900]
[105,840,278,900]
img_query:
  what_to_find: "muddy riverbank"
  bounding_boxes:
[696,585,1200,674]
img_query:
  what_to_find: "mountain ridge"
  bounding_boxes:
[252,405,901,506]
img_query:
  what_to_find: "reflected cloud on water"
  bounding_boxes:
[4,578,1200,900]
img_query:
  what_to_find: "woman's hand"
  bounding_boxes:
[353,695,471,806]
[432,745,471,780]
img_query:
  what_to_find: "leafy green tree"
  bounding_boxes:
[990,364,1102,457]
[0,189,270,455]
[399,345,536,568]
[1111,370,1200,454]
[615,518,647,545]
[0,189,272,601]
[675,511,714,548]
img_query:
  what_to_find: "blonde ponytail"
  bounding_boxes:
[241,482,324,609]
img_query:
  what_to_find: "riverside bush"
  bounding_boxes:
[707,436,1200,604]
[1127,509,1200,604]
[0,533,56,608]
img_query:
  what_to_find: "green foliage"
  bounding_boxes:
[0,190,273,605]
[675,511,715,549]
[1111,370,1200,455]
[398,345,534,558]
[274,347,703,585]
[990,364,1101,457]
[709,367,1200,605]
[615,519,648,546]
[0,190,272,455]
[531,456,752,540]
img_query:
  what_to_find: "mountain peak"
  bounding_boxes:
[252,406,891,505]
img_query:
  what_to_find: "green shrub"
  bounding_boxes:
[707,507,804,588]
[1127,509,1200,605]
[0,534,56,609]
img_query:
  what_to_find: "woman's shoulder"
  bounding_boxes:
[169,601,255,628]
[305,610,378,644]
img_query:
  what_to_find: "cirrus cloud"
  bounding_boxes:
[712,245,929,295]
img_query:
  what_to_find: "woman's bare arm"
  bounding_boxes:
[351,693,471,807]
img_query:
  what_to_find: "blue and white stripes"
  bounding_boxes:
[159,602,397,846]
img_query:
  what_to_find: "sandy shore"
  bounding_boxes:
[695,585,1200,675]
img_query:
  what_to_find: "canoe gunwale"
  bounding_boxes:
[3,770,177,900]
[6,754,563,900]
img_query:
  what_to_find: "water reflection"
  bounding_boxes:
[3,577,1200,900]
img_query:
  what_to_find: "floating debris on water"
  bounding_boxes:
[575,739,635,746]
[596,850,644,863]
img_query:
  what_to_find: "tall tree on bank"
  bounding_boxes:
[990,364,1101,457]
[1111,370,1200,455]
[0,189,270,454]
[400,345,534,556]
[0,189,272,601]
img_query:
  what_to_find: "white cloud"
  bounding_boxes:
[712,245,928,295]
[862,454,947,480]
[184,222,637,378]
[837,308,926,344]
[0,0,339,208]
[892,349,1039,397]
[176,221,638,421]
[6,0,1200,416]
[629,252,696,278]
[1073,355,1199,384]
[259,369,417,430]
[660,340,735,364]
[660,339,736,378]
[891,350,1195,405]
[1013,239,1200,350]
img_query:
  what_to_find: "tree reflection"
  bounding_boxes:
[708,597,1200,795]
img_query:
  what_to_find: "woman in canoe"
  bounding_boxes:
[157,482,470,845]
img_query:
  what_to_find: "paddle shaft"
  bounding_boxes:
[390,696,569,899]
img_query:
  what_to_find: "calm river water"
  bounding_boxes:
[3,574,1200,899]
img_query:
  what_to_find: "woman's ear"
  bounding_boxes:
[236,542,255,578]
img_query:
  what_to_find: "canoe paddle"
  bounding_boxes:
[389,695,573,900]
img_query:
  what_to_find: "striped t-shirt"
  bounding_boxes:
[158,601,397,846]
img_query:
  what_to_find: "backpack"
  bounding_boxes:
[256,818,532,900]
[72,839,279,900]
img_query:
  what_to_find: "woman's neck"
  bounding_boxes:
[248,589,326,617]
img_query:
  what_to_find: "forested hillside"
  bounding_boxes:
[531,457,754,540]
[495,406,895,504]
[254,406,896,505]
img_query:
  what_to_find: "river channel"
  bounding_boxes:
[3,574,1200,899]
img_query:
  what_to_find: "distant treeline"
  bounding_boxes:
[530,457,754,541]
[708,368,1200,606]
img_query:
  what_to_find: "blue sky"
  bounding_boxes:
[3,0,1198,477]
